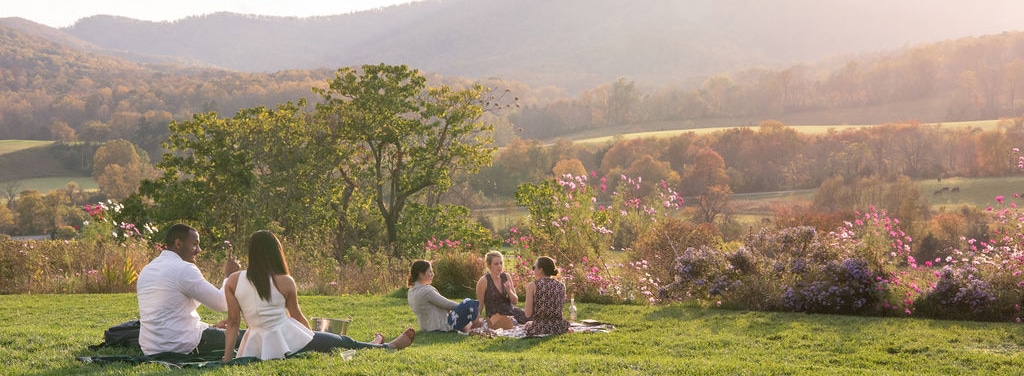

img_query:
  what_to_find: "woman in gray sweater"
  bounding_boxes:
[407,260,482,333]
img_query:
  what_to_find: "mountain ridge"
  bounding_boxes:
[42,0,1023,94]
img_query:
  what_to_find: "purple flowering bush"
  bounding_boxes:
[632,217,723,288]
[782,258,881,314]
[660,220,897,314]
[659,246,728,298]
[759,225,887,314]
[917,265,997,320]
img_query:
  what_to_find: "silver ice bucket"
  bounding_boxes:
[310,317,351,335]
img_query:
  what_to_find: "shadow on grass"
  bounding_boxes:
[411,328,561,352]
[48,349,204,376]
[477,334,559,352]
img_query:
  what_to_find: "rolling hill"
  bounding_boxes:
[35,0,1024,94]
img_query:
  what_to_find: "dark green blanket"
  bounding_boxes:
[77,351,263,369]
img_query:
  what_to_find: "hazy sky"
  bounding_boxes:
[0,0,428,28]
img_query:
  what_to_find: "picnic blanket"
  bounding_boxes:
[469,319,615,339]
[76,350,277,369]
[76,351,327,369]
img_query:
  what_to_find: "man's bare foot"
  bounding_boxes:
[370,333,385,345]
[387,328,415,350]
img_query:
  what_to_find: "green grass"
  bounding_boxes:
[0,139,53,155]
[5,294,1024,375]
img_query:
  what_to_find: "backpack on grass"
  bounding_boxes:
[88,319,141,350]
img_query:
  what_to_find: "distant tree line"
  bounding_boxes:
[470,120,1024,203]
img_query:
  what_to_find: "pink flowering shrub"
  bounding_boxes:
[80,200,159,245]
[513,173,682,303]
[557,255,663,304]
[908,184,1024,321]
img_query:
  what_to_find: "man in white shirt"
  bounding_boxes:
[136,223,242,356]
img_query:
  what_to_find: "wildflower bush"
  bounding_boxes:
[657,245,735,302]
[0,199,166,294]
[916,265,997,320]
[513,173,682,303]
[653,170,1024,323]
[80,200,159,245]
[0,236,150,293]
[632,217,722,286]
[660,213,903,315]
[904,189,1024,321]
[781,257,881,314]
[397,203,499,259]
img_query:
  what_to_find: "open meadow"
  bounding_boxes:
[564,119,1001,145]
[0,140,53,155]
[4,293,1024,375]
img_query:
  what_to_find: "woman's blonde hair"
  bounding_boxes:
[484,250,503,266]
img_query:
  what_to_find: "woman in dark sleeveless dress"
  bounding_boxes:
[524,256,569,336]
[476,251,528,325]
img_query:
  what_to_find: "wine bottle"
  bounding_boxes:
[568,294,577,322]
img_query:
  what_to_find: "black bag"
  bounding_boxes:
[89,320,141,350]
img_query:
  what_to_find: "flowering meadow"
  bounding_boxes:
[6,156,1024,325]
[0,201,155,293]
[484,165,1024,323]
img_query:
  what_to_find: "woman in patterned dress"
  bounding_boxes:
[524,256,569,336]
[476,250,528,326]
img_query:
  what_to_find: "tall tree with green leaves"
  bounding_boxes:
[140,100,344,247]
[314,64,497,253]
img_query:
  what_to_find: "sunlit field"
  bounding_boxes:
[569,119,1001,145]
[0,139,53,155]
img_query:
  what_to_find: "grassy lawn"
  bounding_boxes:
[4,294,1024,375]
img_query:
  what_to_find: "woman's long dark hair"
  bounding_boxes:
[247,230,290,302]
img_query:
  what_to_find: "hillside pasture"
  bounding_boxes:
[921,175,1024,210]
[17,176,97,193]
[0,139,52,155]
[566,119,1002,145]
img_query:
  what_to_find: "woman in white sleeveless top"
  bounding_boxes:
[222,230,414,361]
